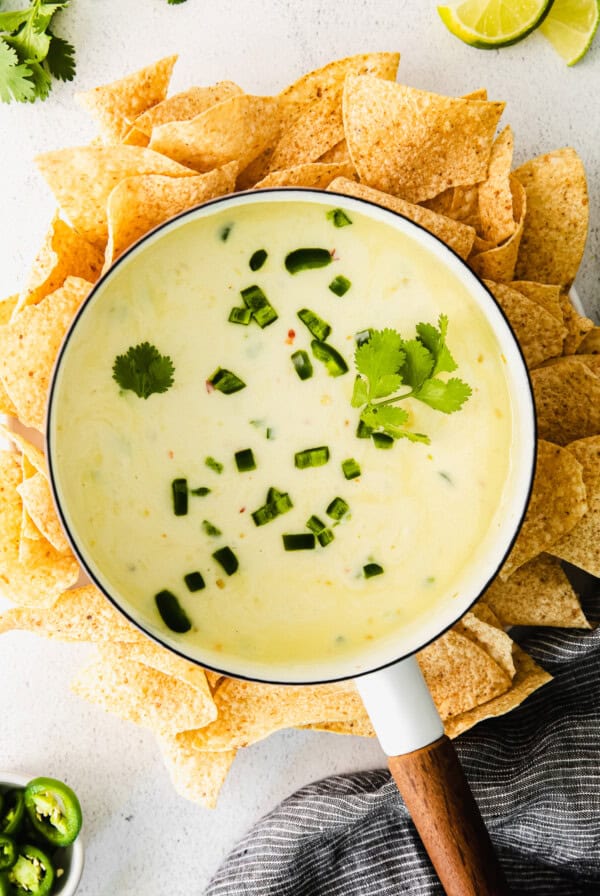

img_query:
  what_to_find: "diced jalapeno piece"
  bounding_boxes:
[294,446,330,469]
[291,350,313,380]
[190,486,211,496]
[326,208,352,227]
[249,249,268,271]
[205,456,224,474]
[354,329,373,346]
[342,458,361,479]
[285,248,332,274]
[202,519,222,537]
[155,590,191,633]
[208,368,246,394]
[317,528,335,547]
[228,307,252,325]
[311,340,348,376]
[282,533,316,550]
[171,478,188,516]
[372,432,394,450]
[240,285,278,328]
[328,275,351,296]
[306,515,326,534]
[212,546,239,575]
[356,419,373,439]
[297,308,331,341]
[219,224,232,241]
[326,497,349,520]
[364,563,384,578]
[234,448,256,472]
[251,491,293,526]
[184,572,205,592]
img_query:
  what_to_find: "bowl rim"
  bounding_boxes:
[0,771,84,896]
[45,186,537,685]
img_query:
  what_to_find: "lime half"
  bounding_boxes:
[438,0,554,48]
[539,0,600,64]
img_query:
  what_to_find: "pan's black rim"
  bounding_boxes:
[45,187,537,686]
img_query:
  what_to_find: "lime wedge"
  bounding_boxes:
[539,0,599,64]
[438,0,554,48]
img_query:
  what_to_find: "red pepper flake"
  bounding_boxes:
[239,506,246,513]
[168,450,174,459]
[216,578,225,589]
[205,380,214,393]
[331,248,340,261]
[285,328,296,346]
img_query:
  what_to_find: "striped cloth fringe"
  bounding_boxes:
[206,592,600,895]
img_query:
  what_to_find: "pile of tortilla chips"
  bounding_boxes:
[0,53,598,809]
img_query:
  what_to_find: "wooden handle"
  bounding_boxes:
[389,735,510,896]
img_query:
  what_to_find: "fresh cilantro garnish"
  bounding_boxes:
[351,317,471,445]
[0,1,75,105]
[113,342,175,400]
[167,0,188,4]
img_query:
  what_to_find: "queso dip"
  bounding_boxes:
[49,199,514,675]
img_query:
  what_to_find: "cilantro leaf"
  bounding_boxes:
[45,32,75,81]
[351,375,368,408]
[113,342,175,400]
[398,339,434,390]
[0,39,34,103]
[414,377,472,413]
[416,314,457,375]
[361,405,409,438]
[0,0,74,104]
[355,329,404,399]
[396,430,431,444]
[167,0,188,4]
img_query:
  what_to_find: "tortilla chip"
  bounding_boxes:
[478,126,515,244]
[470,235,496,255]
[279,52,400,126]
[0,452,79,607]
[509,281,563,322]
[513,147,588,286]
[235,148,276,191]
[132,82,244,138]
[205,671,225,692]
[531,358,600,445]
[575,355,600,378]
[16,470,70,552]
[0,425,46,476]
[254,162,355,191]
[482,554,590,628]
[19,454,41,545]
[327,178,476,260]
[318,140,351,164]
[484,280,565,368]
[425,184,482,234]
[149,95,280,174]
[558,291,595,354]
[454,606,516,679]
[190,679,361,751]
[578,328,600,354]
[462,88,488,101]
[157,733,236,809]
[302,719,375,738]
[72,653,216,735]
[76,56,177,143]
[501,440,587,578]
[0,277,92,431]
[102,642,215,709]
[268,101,345,171]
[36,146,196,247]
[0,380,17,416]
[444,646,552,738]
[121,127,149,147]
[468,176,526,282]
[0,584,144,642]
[551,436,600,577]
[343,76,504,202]
[417,630,512,719]
[16,215,103,314]
[0,295,20,415]
[105,162,238,266]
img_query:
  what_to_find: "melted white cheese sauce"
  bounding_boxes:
[51,201,513,672]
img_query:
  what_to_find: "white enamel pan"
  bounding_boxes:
[47,190,536,896]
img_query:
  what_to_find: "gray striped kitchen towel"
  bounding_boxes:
[206,587,600,895]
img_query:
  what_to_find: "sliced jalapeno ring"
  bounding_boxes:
[0,836,17,872]
[0,790,25,837]
[24,778,82,848]
[8,843,55,896]
[0,872,11,896]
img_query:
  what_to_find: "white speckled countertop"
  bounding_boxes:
[0,2,598,892]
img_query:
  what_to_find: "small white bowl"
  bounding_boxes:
[0,772,84,896]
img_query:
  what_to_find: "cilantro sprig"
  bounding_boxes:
[0,0,75,104]
[113,343,175,400]
[351,316,472,445]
